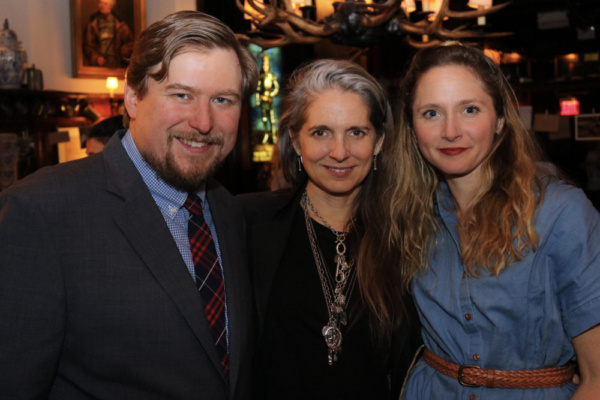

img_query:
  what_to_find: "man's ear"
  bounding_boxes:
[123,83,139,121]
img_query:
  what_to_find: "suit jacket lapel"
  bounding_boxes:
[101,136,227,381]
[252,188,304,332]
[206,180,252,395]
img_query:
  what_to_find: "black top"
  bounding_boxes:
[253,207,390,400]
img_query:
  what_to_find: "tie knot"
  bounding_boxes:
[184,194,203,216]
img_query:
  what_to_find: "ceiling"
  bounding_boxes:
[479,0,600,58]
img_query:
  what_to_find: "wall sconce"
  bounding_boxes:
[468,0,493,25]
[560,98,580,116]
[106,77,118,98]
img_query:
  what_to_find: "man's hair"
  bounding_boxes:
[123,11,258,127]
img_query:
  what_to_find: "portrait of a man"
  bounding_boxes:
[83,0,135,68]
[71,0,144,78]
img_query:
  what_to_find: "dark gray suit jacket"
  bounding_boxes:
[0,134,253,399]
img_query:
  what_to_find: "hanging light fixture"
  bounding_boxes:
[237,0,512,49]
[291,0,313,17]
[402,0,416,14]
[423,0,444,21]
[314,0,337,22]
[468,0,493,25]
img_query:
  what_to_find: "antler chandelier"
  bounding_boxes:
[235,0,512,49]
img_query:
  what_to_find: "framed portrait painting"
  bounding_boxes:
[70,0,146,79]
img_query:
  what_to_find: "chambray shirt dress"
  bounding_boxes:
[402,180,600,399]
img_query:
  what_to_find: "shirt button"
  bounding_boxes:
[465,313,472,321]
[473,354,480,361]
[469,395,476,400]
[169,206,177,215]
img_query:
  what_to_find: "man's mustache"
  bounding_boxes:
[168,130,225,146]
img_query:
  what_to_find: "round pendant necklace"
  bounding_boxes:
[300,190,357,365]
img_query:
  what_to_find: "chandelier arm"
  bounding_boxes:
[235,0,266,20]
[406,37,443,48]
[284,13,340,36]
[362,1,403,28]
[444,2,511,19]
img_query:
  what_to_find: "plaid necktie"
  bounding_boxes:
[184,194,229,379]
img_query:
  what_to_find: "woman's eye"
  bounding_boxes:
[423,110,438,118]
[311,130,327,137]
[348,129,365,137]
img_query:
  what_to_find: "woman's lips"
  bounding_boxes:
[324,165,353,177]
[440,147,467,156]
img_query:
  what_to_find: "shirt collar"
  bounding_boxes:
[121,130,206,211]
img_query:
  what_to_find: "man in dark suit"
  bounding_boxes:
[0,11,258,400]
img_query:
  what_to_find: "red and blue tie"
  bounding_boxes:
[184,194,229,379]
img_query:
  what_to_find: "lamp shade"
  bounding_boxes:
[468,0,493,7]
[402,0,416,13]
[315,0,336,22]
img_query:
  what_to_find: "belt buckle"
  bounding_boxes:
[457,364,481,387]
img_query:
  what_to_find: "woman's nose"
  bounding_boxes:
[329,135,350,161]
[442,116,461,141]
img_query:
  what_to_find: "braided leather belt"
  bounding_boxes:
[423,348,575,389]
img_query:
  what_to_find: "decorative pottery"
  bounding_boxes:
[0,19,27,89]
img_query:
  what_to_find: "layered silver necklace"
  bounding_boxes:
[300,190,357,365]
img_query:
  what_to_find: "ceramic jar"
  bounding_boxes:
[0,19,27,89]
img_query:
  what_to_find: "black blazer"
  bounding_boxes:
[237,187,422,399]
[0,133,254,399]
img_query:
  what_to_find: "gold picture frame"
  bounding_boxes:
[70,0,146,79]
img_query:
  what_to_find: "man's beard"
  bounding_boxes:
[142,130,225,193]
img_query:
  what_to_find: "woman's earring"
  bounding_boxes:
[298,155,303,172]
[372,154,377,171]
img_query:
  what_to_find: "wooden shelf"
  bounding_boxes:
[0,89,123,174]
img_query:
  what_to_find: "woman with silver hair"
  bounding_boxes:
[238,59,419,399]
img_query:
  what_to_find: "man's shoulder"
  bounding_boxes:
[5,156,102,196]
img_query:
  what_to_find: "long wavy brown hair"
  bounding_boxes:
[374,43,553,289]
